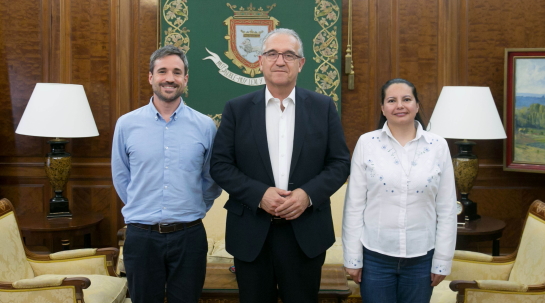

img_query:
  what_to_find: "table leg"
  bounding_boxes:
[492,238,500,256]
[61,239,70,251]
[84,233,91,248]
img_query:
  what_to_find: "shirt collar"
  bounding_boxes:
[148,96,185,121]
[381,121,433,144]
[265,86,296,106]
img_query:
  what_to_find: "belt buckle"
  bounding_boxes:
[158,224,168,234]
[271,216,282,223]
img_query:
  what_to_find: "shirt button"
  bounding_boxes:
[163,207,166,210]
[281,154,285,157]
[281,173,285,177]
[165,146,168,149]
[165,127,169,130]
[165,166,168,169]
[164,186,168,189]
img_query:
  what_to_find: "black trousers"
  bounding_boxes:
[124,223,208,303]
[234,221,326,303]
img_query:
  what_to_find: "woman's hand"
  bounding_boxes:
[344,267,362,284]
[431,273,446,286]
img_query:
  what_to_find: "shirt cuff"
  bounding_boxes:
[343,253,363,269]
[431,258,452,275]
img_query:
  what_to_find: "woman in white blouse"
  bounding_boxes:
[342,78,457,303]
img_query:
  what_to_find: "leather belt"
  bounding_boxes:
[271,216,289,225]
[130,219,202,234]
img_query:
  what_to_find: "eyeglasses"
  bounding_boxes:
[261,51,302,62]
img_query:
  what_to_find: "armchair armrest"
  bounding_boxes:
[12,276,65,289]
[0,277,90,303]
[50,248,98,260]
[27,248,120,277]
[453,251,493,262]
[446,250,515,281]
[449,280,479,303]
[450,280,545,303]
[475,280,528,292]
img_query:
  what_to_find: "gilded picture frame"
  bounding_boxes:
[504,48,545,173]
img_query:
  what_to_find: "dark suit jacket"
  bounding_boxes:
[210,87,350,262]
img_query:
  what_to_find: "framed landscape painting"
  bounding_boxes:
[504,48,545,173]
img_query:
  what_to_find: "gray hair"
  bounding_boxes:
[261,28,304,58]
[149,45,189,74]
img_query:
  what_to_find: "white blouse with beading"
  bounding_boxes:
[342,121,457,275]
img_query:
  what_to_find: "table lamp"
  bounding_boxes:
[427,86,506,221]
[15,83,99,218]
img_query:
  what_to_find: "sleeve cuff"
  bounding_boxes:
[343,253,363,269]
[431,258,452,275]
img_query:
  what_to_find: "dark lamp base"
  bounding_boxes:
[460,194,480,221]
[45,140,73,219]
[47,192,72,219]
[47,212,72,219]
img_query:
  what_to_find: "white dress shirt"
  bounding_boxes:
[265,87,296,190]
[342,121,457,275]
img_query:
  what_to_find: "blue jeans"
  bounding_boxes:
[360,246,434,303]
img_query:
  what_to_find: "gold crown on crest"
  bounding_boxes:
[226,3,276,19]
[241,29,263,38]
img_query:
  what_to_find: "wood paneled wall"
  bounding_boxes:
[340,0,545,253]
[1,0,545,252]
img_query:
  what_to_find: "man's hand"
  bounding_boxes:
[344,268,362,284]
[260,187,291,215]
[431,273,446,286]
[275,188,310,220]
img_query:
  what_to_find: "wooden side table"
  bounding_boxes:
[18,212,104,253]
[456,216,506,256]
[200,263,351,303]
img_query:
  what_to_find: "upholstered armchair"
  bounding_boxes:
[431,199,545,303]
[0,198,129,303]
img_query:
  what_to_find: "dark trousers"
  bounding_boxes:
[124,223,208,303]
[234,221,326,303]
[360,246,434,303]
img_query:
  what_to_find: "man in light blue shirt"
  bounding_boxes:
[112,45,221,303]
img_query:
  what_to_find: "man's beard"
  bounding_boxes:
[153,86,183,103]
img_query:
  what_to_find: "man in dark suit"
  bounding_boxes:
[210,28,350,303]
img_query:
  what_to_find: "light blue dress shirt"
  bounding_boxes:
[112,98,221,224]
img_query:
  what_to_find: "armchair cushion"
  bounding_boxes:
[12,275,66,289]
[430,281,455,303]
[207,238,214,255]
[64,274,127,303]
[208,239,234,264]
[50,248,98,260]
[324,237,343,264]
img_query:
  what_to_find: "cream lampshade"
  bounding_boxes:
[16,83,99,218]
[427,86,506,221]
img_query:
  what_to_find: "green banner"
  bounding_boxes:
[160,0,342,125]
